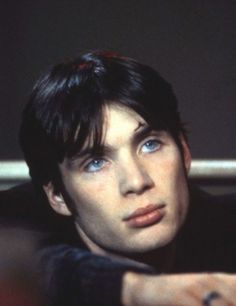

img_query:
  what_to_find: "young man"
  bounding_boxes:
[16,51,236,305]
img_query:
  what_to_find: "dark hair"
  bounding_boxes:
[19,50,186,189]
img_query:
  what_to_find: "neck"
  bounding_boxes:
[126,241,177,273]
[77,225,176,272]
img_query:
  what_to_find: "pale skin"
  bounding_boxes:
[44,104,236,305]
[122,272,236,306]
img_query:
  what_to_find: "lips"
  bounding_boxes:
[123,204,165,228]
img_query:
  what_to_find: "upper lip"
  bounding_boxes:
[123,203,165,221]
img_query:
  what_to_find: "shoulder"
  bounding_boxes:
[38,243,152,306]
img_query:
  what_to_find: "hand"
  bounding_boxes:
[122,272,236,306]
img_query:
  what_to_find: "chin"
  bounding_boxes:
[149,229,178,251]
[121,233,176,254]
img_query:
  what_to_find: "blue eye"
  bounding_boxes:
[85,159,106,172]
[141,139,161,153]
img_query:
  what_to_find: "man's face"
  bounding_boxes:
[52,104,191,256]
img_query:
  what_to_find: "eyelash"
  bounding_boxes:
[84,158,107,173]
[140,138,162,153]
[83,138,162,173]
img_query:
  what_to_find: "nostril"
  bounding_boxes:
[120,169,154,196]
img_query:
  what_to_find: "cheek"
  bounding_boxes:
[65,176,114,216]
[162,154,189,218]
[150,152,184,184]
[162,158,179,176]
[93,183,108,194]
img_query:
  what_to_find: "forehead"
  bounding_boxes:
[102,104,146,144]
[61,104,147,166]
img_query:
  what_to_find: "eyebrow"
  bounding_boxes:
[70,146,110,160]
[67,123,159,165]
[134,121,146,132]
[133,123,153,140]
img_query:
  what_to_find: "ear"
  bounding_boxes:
[179,134,192,174]
[43,182,72,216]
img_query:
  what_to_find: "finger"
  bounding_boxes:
[210,274,236,306]
[202,291,223,306]
[197,274,236,306]
[184,273,236,306]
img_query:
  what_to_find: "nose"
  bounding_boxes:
[118,156,154,196]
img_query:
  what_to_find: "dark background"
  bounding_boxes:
[1,0,235,160]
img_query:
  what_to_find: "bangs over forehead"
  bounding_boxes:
[20,51,184,185]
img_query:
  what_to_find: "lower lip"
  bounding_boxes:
[124,208,164,228]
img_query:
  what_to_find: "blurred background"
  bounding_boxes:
[0,0,235,191]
